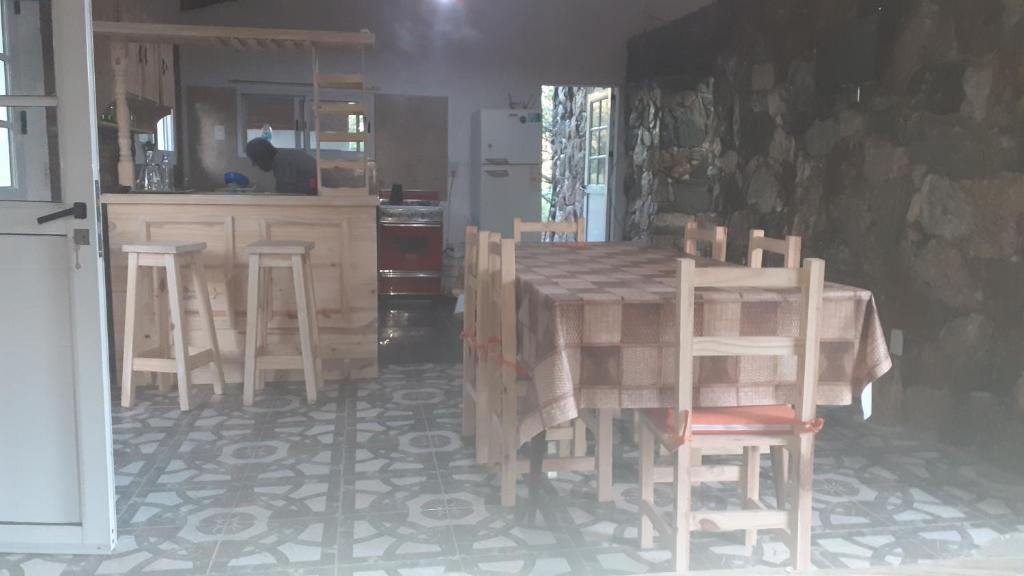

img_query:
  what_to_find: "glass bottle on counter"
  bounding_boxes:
[159,153,172,191]
[141,149,163,192]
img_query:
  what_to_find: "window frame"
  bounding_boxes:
[0,0,16,194]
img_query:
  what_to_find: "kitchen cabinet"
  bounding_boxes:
[159,44,175,109]
[109,41,175,108]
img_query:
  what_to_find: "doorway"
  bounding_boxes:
[541,85,616,242]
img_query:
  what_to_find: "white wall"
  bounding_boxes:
[173,0,711,246]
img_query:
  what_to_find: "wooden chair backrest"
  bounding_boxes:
[748,229,801,269]
[674,258,825,426]
[463,225,480,338]
[480,233,519,433]
[683,221,728,262]
[513,217,587,243]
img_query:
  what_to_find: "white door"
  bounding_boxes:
[0,0,115,555]
[584,90,612,242]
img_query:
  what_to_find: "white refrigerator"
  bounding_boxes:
[471,109,542,238]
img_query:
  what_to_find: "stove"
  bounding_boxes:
[378,192,444,296]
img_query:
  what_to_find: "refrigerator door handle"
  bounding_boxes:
[484,158,510,165]
[485,169,510,178]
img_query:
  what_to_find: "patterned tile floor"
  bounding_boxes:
[3,363,1024,575]
[3,298,1024,575]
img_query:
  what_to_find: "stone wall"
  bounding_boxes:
[549,86,593,224]
[625,0,1024,467]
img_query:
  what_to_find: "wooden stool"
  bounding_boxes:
[243,241,323,406]
[121,241,226,411]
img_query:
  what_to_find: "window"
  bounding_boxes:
[156,113,174,152]
[241,93,301,149]
[0,1,13,190]
[0,0,61,202]
[586,94,611,186]
[238,91,368,157]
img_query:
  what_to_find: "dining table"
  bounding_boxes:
[514,242,893,500]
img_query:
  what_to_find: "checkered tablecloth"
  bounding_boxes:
[516,242,892,444]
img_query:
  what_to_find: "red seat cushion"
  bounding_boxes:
[642,405,823,448]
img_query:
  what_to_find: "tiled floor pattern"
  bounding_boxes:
[4,363,1024,575]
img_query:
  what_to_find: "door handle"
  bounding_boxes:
[485,169,510,178]
[37,202,87,225]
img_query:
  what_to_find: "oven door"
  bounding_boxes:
[379,222,443,272]
[378,222,443,295]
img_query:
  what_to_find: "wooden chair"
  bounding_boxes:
[637,258,825,573]
[747,228,803,513]
[683,221,727,262]
[121,241,225,411]
[461,225,493,464]
[748,229,801,269]
[243,241,323,406]
[480,232,596,507]
[510,218,594,480]
[513,217,586,243]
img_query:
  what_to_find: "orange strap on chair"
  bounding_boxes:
[460,331,480,351]
[499,356,532,379]
[801,418,826,434]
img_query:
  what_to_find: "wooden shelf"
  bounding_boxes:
[94,21,375,50]
[318,158,367,171]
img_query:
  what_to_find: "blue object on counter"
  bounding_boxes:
[224,171,251,187]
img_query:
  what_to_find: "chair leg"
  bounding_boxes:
[152,267,172,392]
[673,444,693,573]
[256,267,271,391]
[120,253,141,408]
[474,358,490,464]
[742,446,761,547]
[165,255,192,412]
[771,446,788,509]
[573,418,587,457]
[789,435,815,571]
[639,423,655,549]
[462,362,476,437]
[243,255,261,406]
[292,255,318,405]
[302,254,325,391]
[191,258,225,396]
[500,438,517,508]
[559,436,571,458]
[597,409,614,502]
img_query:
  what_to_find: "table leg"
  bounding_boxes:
[597,408,614,502]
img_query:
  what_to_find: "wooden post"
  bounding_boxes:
[112,40,134,188]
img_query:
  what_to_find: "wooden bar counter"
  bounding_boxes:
[102,193,378,387]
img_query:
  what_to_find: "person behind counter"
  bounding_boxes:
[245,138,317,194]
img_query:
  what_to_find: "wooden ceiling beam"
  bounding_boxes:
[93,21,375,49]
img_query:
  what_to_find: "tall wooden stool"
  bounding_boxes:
[243,241,323,406]
[121,241,226,411]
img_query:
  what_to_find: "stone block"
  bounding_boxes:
[803,118,839,157]
[751,62,775,91]
[961,59,995,122]
[838,109,865,139]
[745,157,781,214]
[906,174,973,240]
[910,238,980,310]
